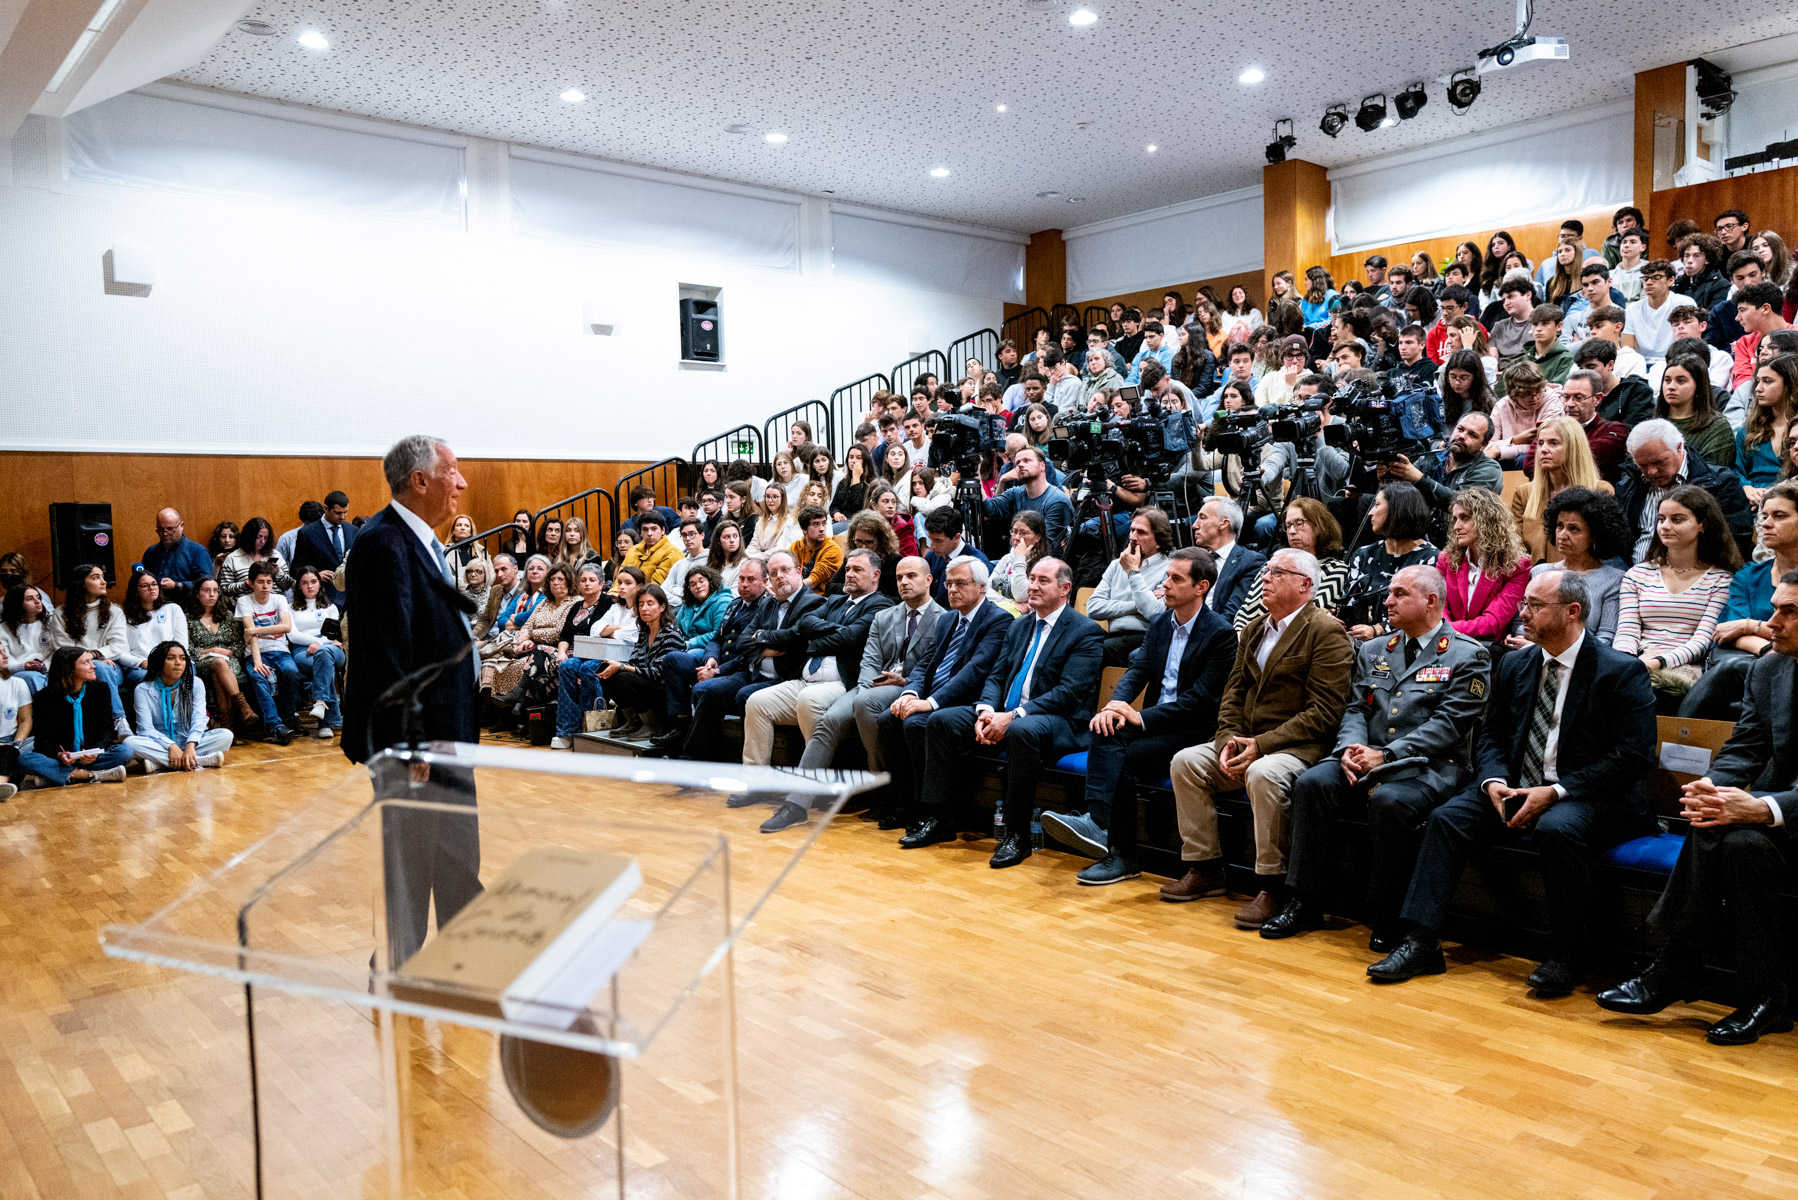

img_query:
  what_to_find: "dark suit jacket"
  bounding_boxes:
[293,518,359,606]
[1708,651,1798,825]
[1216,602,1355,764]
[978,604,1105,726]
[787,591,895,687]
[704,591,775,676]
[1114,605,1237,739]
[340,505,478,764]
[1615,446,1754,560]
[905,600,1011,707]
[748,587,826,681]
[924,543,993,608]
[1209,543,1266,624]
[1473,635,1655,810]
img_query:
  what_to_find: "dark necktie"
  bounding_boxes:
[1404,638,1419,670]
[1518,658,1564,787]
[330,523,343,559]
[906,608,919,643]
[936,616,969,684]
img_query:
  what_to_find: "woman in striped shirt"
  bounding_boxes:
[1614,484,1742,711]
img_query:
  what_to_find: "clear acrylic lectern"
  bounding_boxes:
[100,742,882,1199]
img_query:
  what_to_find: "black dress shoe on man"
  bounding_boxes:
[1526,960,1582,999]
[875,809,911,831]
[1706,993,1793,1046]
[759,803,809,834]
[1076,853,1141,886]
[1259,895,1325,940]
[1596,957,1700,1015]
[989,833,1031,869]
[725,790,773,809]
[1368,927,1401,955]
[898,817,955,848]
[1367,931,1446,983]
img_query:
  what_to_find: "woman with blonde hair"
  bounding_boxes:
[1438,485,1531,641]
[558,515,600,567]
[749,483,798,558]
[1512,415,1612,562]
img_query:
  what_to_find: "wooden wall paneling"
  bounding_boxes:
[1650,164,1798,253]
[0,452,647,598]
[1023,229,1067,313]
[1635,63,1689,234]
[1073,270,1266,325]
[1323,207,1623,296]
[1262,159,1330,302]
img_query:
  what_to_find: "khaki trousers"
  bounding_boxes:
[1170,741,1309,876]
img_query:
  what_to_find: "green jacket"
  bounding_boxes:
[1526,340,1573,385]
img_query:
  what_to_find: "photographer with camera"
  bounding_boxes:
[1247,374,1351,545]
[1379,410,1503,517]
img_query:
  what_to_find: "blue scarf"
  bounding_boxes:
[68,684,85,749]
[156,679,182,737]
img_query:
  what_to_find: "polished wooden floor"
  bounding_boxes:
[3,735,1796,1199]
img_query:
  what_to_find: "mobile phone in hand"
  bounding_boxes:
[1503,793,1526,822]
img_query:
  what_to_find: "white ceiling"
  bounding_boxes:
[171,0,1798,234]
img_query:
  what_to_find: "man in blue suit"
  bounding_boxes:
[1042,546,1238,880]
[1370,569,1658,997]
[901,556,1104,868]
[647,557,773,755]
[292,490,358,608]
[874,557,1011,829]
[340,436,481,968]
[1192,496,1265,623]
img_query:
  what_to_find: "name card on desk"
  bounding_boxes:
[1659,742,1713,777]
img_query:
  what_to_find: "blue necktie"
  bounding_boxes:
[330,523,343,559]
[430,538,451,583]
[935,616,968,684]
[1003,619,1046,711]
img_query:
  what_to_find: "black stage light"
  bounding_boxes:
[1394,83,1428,120]
[1446,70,1481,113]
[1264,119,1296,164]
[1319,105,1348,138]
[1355,94,1387,132]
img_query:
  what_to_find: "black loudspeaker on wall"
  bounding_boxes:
[680,298,720,361]
[48,502,115,593]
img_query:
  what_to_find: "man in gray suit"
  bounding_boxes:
[767,556,942,830]
[1599,568,1798,1045]
[1260,564,1491,946]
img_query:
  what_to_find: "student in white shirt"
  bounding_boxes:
[0,660,29,800]
[1623,261,1680,366]
[234,561,299,744]
[119,570,191,699]
[50,564,131,732]
[0,584,52,695]
[124,642,231,773]
[288,567,346,738]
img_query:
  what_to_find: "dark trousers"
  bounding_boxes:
[1400,787,1643,963]
[920,706,1086,835]
[685,668,760,761]
[875,707,935,811]
[1088,725,1187,850]
[1650,824,1793,998]
[1100,631,1144,668]
[374,756,481,969]
[663,649,708,716]
[1677,648,1756,721]
[602,670,669,718]
[1286,759,1444,927]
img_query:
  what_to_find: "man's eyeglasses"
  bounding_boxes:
[1260,566,1309,583]
[1517,599,1566,614]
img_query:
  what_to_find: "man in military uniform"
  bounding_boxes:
[1259,564,1491,948]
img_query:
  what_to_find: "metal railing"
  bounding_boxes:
[1082,305,1110,331]
[945,328,999,377]
[761,399,832,462]
[445,520,523,563]
[690,424,765,469]
[828,372,891,453]
[533,487,621,558]
[613,458,686,535]
[1000,306,1048,352]
[1049,303,1081,333]
[889,350,948,403]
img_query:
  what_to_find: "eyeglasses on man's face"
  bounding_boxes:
[1517,599,1567,614]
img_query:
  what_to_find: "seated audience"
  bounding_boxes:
[291,490,356,608]
[124,642,232,772]
[288,567,345,739]
[1574,337,1655,426]
[1737,354,1797,502]
[485,561,578,722]
[675,561,730,647]
[1160,549,1355,924]
[208,521,239,573]
[586,583,685,741]
[1387,412,1504,530]
[830,445,874,525]
[922,507,992,608]
[0,584,51,695]
[1513,415,1613,563]
[140,508,215,606]
[1488,361,1565,466]
[460,557,491,616]
[988,511,1044,606]
[682,551,819,762]
[216,518,292,604]
[119,569,190,714]
[622,512,680,585]
[1340,483,1439,639]
[1087,508,1173,666]
[474,553,519,640]
[1657,355,1736,469]
[972,447,1075,559]
[789,504,844,595]
[1262,566,1490,944]
[1675,233,1729,313]
[1679,482,1798,720]
[705,520,752,593]
[50,563,130,732]
[651,557,772,756]
[17,648,131,786]
[1441,487,1531,640]
[188,578,257,732]
[559,516,600,568]
[1598,572,1798,1045]
[500,509,535,560]
[750,484,799,559]
[662,520,710,611]
[1618,420,1755,563]
[1524,305,1574,383]
[237,561,300,744]
[0,648,27,800]
[1615,485,1740,711]
[1369,570,1656,996]
[1192,497,1266,623]
[1234,498,1351,628]
[621,484,681,538]
[537,515,566,564]
[444,515,487,577]
[1651,307,1734,393]
[867,484,919,558]
[1624,259,1680,367]
[1519,488,1630,644]
[1527,370,1627,484]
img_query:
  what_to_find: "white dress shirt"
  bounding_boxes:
[977,602,1065,715]
[1207,540,1235,610]
[1255,609,1294,672]
[1484,634,1581,799]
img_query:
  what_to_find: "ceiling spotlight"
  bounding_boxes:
[1145,144,1157,153]
[1394,82,1428,120]
[560,88,586,103]
[764,132,788,143]
[1264,118,1296,164]
[1319,104,1349,138]
[1238,67,1265,85]
[1446,69,1482,113]
[996,104,1007,112]
[296,29,329,51]
[1069,9,1098,26]
[1354,93,1388,133]
[930,166,951,178]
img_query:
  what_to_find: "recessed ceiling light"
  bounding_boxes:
[1069,9,1098,26]
[560,89,586,104]
[234,19,277,36]
[1035,190,1061,198]
[1145,144,1157,153]
[765,132,788,144]
[930,166,951,178]
[996,104,1007,113]
[297,29,329,51]
[1238,67,1265,85]
[1067,197,1085,204]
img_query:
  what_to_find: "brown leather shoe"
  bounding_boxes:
[1234,891,1279,929]
[1159,863,1226,902]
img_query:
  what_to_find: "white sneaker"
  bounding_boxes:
[311,700,328,721]
[315,725,335,740]
[199,752,225,769]
[141,758,162,775]
[93,765,127,784]
[549,737,571,750]
[0,783,16,802]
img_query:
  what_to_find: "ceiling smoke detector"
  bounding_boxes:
[234,19,277,36]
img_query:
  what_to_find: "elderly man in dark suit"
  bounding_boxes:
[292,489,358,608]
[680,551,821,762]
[1616,420,1753,563]
[1371,569,1658,997]
[341,436,480,968]
[1047,546,1238,881]
[648,556,772,755]
[1191,496,1266,623]
[1164,548,1355,925]
[876,557,1011,831]
[901,556,1103,869]
[1599,569,1798,1044]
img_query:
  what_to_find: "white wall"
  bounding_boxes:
[1725,60,1798,162]
[1063,186,1264,302]
[0,86,1015,460]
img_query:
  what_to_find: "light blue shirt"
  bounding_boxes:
[1126,341,1175,385]
[1160,608,1199,701]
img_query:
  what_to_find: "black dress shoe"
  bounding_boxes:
[989,833,1031,869]
[898,817,955,848]
[1368,927,1401,955]
[1367,932,1446,983]
[875,810,911,831]
[1706,993,1793,1046]
[1259,895,1325,940]
[759,803,809,834]
[1526,959,1582,999]
[725,790,774,809]
[1596,962,1700,1015]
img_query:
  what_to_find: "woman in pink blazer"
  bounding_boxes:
[1437,486,1532,640]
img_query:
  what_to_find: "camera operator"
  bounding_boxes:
[995,431,1065,490]
[954,446,1075,561]
[1248,374,1351,545]
[1379,411,1503,520]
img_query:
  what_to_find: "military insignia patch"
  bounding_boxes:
[1386,634,1402,651]
[1436,635,1450,654]
[1470,677,1485,698]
